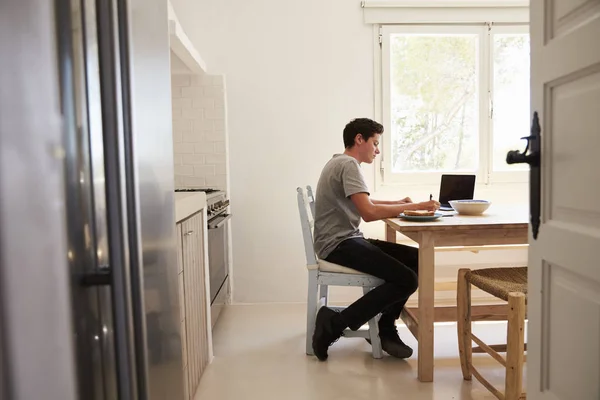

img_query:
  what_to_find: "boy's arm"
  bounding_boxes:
[350,193,439,222]
[371,197,412,205]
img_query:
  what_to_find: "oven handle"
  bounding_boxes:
[208,214,232,230]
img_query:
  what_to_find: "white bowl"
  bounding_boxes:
[449,200,491,215]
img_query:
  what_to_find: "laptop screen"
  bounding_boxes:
[439,175,476,206]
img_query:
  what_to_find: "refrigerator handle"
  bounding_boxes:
[96,0,148,398]
[80,267,112,286]
[114,0,151,398]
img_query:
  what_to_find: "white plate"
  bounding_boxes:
[398,212,443,222]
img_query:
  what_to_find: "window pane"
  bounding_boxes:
[389,34,479,173]
[492,33,530,171]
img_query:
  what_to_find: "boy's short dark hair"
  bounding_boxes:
[343,118,384,148]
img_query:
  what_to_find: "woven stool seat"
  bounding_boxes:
[466,267,528,302]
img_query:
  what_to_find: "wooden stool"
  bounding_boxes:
[457,267,527,400]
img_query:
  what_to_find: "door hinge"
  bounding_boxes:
[487,22,493,32]
[378,27,382,47]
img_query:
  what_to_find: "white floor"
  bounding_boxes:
[195,304,519,400]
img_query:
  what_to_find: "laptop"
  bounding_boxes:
[438,174,476,211]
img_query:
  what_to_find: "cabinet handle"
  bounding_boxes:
[184,230,194,236]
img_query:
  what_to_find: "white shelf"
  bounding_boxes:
[168,1,207,75]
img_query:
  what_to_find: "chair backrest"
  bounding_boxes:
[297,185,317,266]
[306,185,316,219]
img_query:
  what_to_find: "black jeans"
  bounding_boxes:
[324,238,418,331]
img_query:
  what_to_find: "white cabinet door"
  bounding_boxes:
[181,213,209,399]
[176,223,189,400]
[528,1,600,399]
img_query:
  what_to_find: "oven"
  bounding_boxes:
[207,208,231,327]
[175,188,231,328]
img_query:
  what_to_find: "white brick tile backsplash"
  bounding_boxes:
[182,108,203,120]
[203,86,223,97]
[194,165,215,176]
[181,86,204,98]
[171,75,191,86]
[194,143,215,154]
[193,120,214,132]
[182,177,206,187]
[173,73,228,189]
[204,107,225,120]
[182,154,205,165]
[205,132,224,142]
[205,175,227,188]
[190,75,206,87]
[173,131,183,143]
[172,98,192,109]
[173,119,192,132]
[215,141,226,154]
[204,91,224,102]
[205,154,226,164]
[175,165,194,176]
[182,133,204,143]
[192,98,215,109]
[190,75,223,87]
[174,142,195,154]
[210,75,224,85]
[215,163,227,175]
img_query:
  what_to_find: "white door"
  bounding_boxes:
[528,0,600,399]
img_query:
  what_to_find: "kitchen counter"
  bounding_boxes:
[175,192,206,223]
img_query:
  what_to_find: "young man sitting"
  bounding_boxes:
[312,118,440,361]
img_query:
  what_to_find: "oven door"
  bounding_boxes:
[207,213,231,304]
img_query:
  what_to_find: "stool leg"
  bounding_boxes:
[505,292,526,400]
[306,270,318,355]
[363,286,383,359]
[457,268,472,380]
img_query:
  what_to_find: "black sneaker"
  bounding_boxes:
[312,307,344,361]
[378,326,413,359]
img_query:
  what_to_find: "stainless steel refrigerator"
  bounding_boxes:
[0,0,183,399]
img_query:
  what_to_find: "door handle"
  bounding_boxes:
[506,112,541,240]
[208,214,232,230]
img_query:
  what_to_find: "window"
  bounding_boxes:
[380,24,530,185]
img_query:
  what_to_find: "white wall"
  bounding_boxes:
[170,0,377,303]
[170,0,528,304]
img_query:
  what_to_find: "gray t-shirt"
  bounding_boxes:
[313,154,370,259]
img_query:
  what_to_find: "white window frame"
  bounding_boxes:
[487,24,530,184]
[376,23,530,187]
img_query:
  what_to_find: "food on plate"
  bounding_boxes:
[404,210,435,217]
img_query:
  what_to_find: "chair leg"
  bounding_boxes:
[363,286,383,359]
[505,292,526,400]
[319,284,329,307]
[306,270,318,355]
[457,268,472,380]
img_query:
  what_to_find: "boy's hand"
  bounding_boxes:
[417,200,441,211]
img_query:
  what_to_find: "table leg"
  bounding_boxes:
[385,223,397,243]
[418,231,435,382]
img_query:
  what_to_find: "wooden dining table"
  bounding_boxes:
[383,207,529,382]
